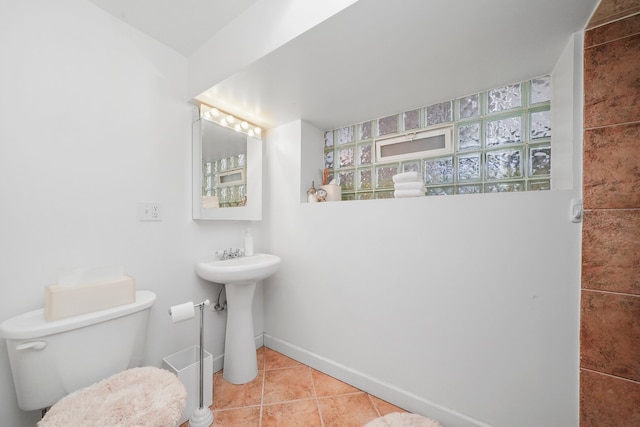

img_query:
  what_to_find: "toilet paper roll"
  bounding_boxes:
[169,301,195,323]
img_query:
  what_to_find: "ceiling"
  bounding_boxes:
[87,0,599,131]
[87,0,261,55]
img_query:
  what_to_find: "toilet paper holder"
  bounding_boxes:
[167,299,210,317]
[167,299,213,427]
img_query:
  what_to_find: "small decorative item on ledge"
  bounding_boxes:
[307,181,318,203]
[308,171,342,203]
[316,187,327,202]
[320,182,341,201]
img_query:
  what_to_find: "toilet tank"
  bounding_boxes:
[0,290,156,411]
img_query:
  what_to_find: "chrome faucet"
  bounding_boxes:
[219,248,244,260]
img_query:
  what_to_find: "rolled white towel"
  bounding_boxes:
[392,171,420,184]
[394,181,424,191]
[394,189,425,198]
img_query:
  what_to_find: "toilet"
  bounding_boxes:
[0,290,186,425]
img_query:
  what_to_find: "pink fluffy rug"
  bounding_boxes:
[37,366,186,427]
[365,412,443,427]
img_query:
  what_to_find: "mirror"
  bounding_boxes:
[192,117,262,220]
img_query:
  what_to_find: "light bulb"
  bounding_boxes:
[254,127,262,135]
[226,115,235,124]
[248,129,255,137]
[241,121,249,130]
[220,117,228,125]
[234,124,241,132]
[210,108,219,116]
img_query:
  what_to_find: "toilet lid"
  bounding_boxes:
[37,366,186,427]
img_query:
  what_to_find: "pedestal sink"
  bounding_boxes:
[196,253,281,384]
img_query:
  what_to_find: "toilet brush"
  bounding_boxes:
[188,300,214,427]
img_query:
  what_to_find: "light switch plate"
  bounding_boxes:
[570,198,582,223]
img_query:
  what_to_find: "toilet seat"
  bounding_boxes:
[37,366,186,427]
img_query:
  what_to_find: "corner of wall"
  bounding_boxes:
[551,31,584,194]
[572,31,585,196]
[300,121,324,203]
[264,120,303,214]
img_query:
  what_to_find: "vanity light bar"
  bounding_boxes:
[199,104,262,139]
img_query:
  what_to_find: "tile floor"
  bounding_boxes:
[180,346,407,426]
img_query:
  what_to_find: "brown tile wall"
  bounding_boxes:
[581,1,640,426]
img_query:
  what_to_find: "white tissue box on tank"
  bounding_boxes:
[44,275,136,321]
[162,345,213,424]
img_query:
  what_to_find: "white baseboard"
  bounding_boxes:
[263,334,493,427]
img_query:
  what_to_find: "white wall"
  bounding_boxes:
[262,36,583,427]
[0,1,262,426]
[188,0,359,100]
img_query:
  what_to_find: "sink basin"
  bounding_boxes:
[196,253,281,284]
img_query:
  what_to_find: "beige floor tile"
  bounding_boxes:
[263,366,314,404]
[368,394,407,416]
[211,406,261,426]
[262,399,322,427]
[318,392,380,427]
[312,368,360,397]
[264,347,304,370]
[212,370,263,410]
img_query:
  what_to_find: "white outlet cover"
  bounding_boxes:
[138,201,162,221]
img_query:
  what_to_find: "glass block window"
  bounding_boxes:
[324,151,334,169]
[425,101,452,126]
[378,114,399,136]
[359,121,373,140]
[358,168,373,191]
[358,144,372,166]
[457,122,481,151]
[339,169,355,191]
[458,94,480,119]
[323,75,551,200]
[486,116,522,146]
[403,109,421,131]
[486,149,523,180]
[338,147,355,168]
[530,109,551,139]
[529,145,551,176]
[336,126,355,145]
[488,83,521,113]
[424,157,453,185]
[457,153,482,182]
[376,164,398,189]
[426,186,454,196]
[531,75,551,104]
[402,160,420,173]
[324,131,334,148]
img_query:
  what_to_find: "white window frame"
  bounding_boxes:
[375,125,453,163]
[217,167,246,187]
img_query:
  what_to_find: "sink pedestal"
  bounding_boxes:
[223,281,258,384]
[195,253,281,384]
